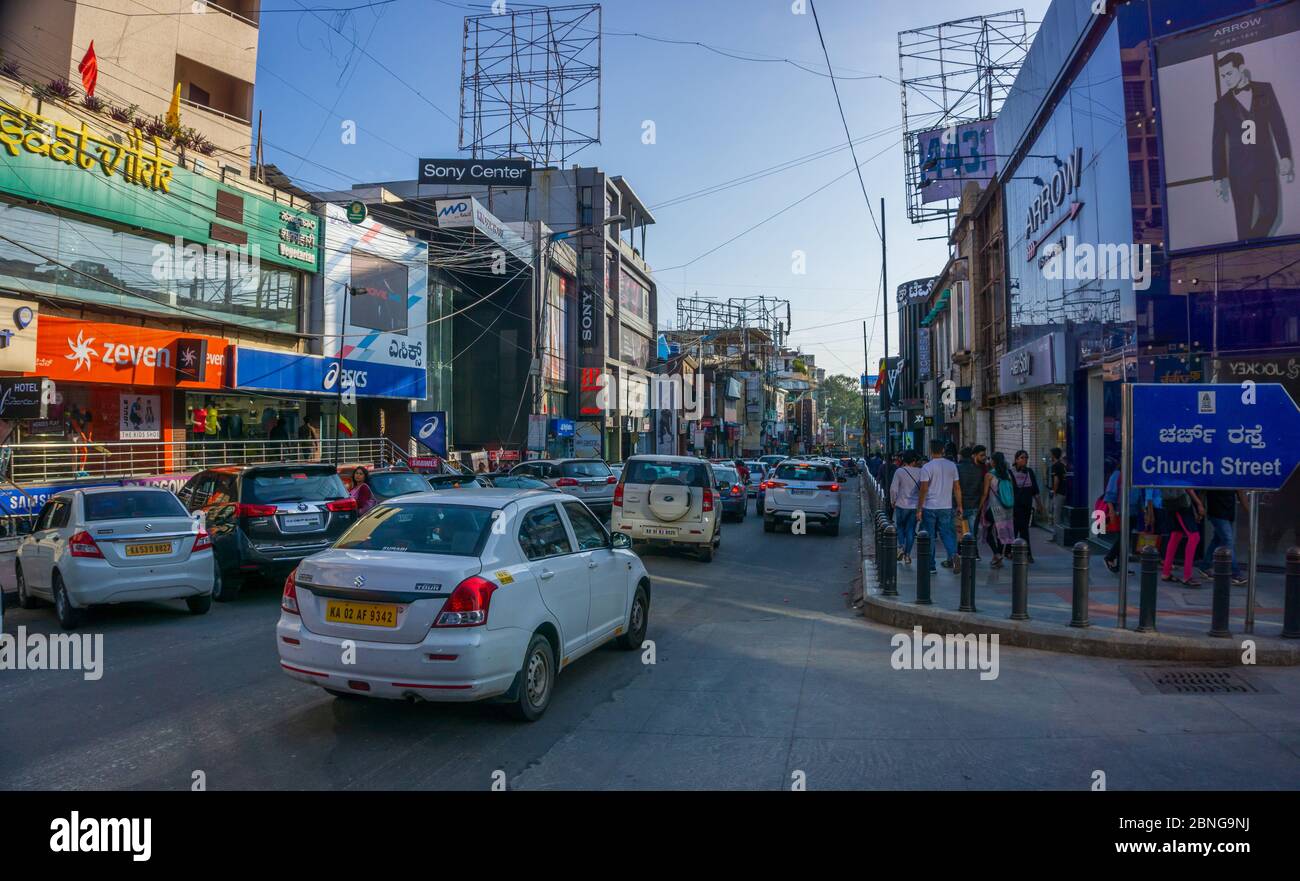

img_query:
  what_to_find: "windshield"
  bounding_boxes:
[712,468,739,487]
[560,461,613,478]
[774,463,835,482]
[623,460,711,488]
[84,491,188,521]
[493,476,550,490]
[244,469,347,504]
[427,475,485,490]
[334,503,494,556]
[367,472,430,499]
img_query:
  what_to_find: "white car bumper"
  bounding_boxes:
[63,554,215,607]
[612,514,714,545]
[276,612,530,702]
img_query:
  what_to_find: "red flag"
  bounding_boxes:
[78,41,97,97]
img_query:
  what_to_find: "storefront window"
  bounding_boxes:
[0,200,303,333]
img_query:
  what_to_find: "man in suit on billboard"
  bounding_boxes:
[1212,51,1295,240]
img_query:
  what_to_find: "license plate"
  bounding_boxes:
[125,542,172,557]
[643,526,678,537]
[282,514,320,528]
[325,600,399,628]
[790,488,814,496]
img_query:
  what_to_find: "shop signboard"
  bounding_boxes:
[0,295,38,373]
[0,98,319,272]
[232,347,426,400]
[118,393,162,440]
[998,332,1065,394]
[0,376,52,420]
[419,157,532,188]
[35,316,227,388]
[573,421,602,458]
[915,119,998,203]
[322,204,429,379]
[432,197,532,262]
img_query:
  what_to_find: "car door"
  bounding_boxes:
[38,498,72,592]
[517,503,590,657]
[21,501,56,592]
[562,501,626,640]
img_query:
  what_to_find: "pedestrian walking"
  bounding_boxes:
[1200,489,1248,586]
[1011,450,1043,563]
[1102,465,1143,574]
[916,439,962,574]
[979,451,1016,567]
[889,449,924,564]
[957,445,987,560]
[1049,447,1068,526]
[1159,486,1205,586]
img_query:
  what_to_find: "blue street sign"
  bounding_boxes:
[553,418,575,438]
[411,411,447,457]
[1131,383,1300,490]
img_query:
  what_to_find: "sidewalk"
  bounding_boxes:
[858,482,1300,663]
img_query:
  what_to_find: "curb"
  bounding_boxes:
[856,478,1300,664]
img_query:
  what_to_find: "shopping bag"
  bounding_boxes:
[955,515,970,539]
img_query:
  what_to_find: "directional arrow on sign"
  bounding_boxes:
[1131,383,1300,491]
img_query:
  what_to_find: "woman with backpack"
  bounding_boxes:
[978,451,1017,568]
[1158,485,1206,586]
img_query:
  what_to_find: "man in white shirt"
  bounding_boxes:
[915,439,963,574]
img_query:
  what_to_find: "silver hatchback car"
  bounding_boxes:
[14,487,216,628]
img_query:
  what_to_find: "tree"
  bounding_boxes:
[820,374,864,440]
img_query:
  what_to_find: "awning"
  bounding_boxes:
[919,288,951,327]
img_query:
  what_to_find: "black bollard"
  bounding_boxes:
[1009,538,1029,620]
[1209,546,1233,638]
[1136,546,1159,633]
[1285,548,1300,639]
[874,515,884,574]
[958,533,977,612]
[881,524,898,598]
[1070,541,1091,628]
[915,529,933,605]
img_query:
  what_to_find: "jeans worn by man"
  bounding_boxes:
[921,508,958,573]
[961,506,982,559]
[1203,516,1245,582]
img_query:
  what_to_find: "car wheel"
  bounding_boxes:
[763,516,775,533]
[52,573,83,630]
[186,593,212,615]
[697,541,714,562]
[616,584,649,650]
[15,564,37,609]
[211,567,240,603]
[507,633,556,722]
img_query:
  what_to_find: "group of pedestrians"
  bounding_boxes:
[883,441,1047,574]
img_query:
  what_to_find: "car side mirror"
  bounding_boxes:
[611,532,632,550]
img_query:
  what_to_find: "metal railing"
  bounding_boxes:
[4,437,409,486]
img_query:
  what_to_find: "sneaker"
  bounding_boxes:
[941,559,953,569]
[1231,575,1247,586]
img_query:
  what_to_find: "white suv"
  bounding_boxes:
[762,459,842,536]
[611,455,721,562]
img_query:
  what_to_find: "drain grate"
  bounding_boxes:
[1144,668,1261,695]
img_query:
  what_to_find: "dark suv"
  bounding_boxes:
[177,464,357,601]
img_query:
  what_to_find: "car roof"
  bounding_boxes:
[625,454,704,464]
[388,488,561,508]
[78,485,175,495]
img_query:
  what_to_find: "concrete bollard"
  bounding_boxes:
[1285,548,1300,640]
[958,533,977,612]
[1209,546,1233,638]
[1009,538,1029,620]
[1070,541,1090,628]
[881,524,898,598]
[915,529,933,605]
[1136,546,1159,633]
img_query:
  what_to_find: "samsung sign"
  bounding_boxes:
[419,158,532,187]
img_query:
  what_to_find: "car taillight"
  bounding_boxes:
[818,483,840,492]
[282,570,299,614]
[614,482,624,507]
[606,475,618,484]
[730,484,741,496]
[434,575,497,627]
[326,498,357,512]
[69,530,103,558]
[192,529,212,553]
[236,503,277,518]
[555,477,580,487]
[766,481,787,489]
[702,490,714,513]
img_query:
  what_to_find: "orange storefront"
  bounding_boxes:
[27,315,229,467]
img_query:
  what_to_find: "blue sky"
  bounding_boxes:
[254,0,1053,379]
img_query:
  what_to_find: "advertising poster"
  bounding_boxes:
[119,393,161,440]
[1157,3,1300,250]
[410,411,447,456]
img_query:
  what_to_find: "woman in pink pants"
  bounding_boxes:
[1161,488,1205,586]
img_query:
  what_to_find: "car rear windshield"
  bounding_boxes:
[243,469,347,504]
[427,475,484,489]
[84,491,187,521]
[712,468,739,486]
[368,472,429,499]
[334,503,494,556]
[774,463,835,482]
[561,461,613,478]
[623,460,711,488]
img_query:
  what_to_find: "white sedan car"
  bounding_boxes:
[277,488,650,721]
[15,487,216,629]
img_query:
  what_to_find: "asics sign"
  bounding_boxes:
[411,411,447,456]
[323,361,369,391]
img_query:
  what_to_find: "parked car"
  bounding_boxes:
[488,474,556,492]
[612,455,721,562]
[509,458,617,516]
[277,488,650,720]
[710,465,748,522]
[177,464,358,602]
[14,487,216,628]
[762,459,842,536]
[426,474,489,491]
[339,466,432,502]
[759,455,787,471]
